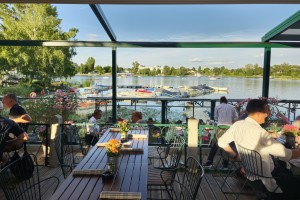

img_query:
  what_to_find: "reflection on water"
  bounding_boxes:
[68,75,300,100]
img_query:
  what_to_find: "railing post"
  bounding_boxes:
[210,100,216,120]
[161,100,167,124]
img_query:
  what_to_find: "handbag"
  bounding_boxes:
[9,143,34,181]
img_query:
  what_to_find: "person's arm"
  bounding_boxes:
[218,126,235,157]
[290,149,300,159]
[10,114,32,123]
[4,132,29,152]
[232,108,238,123]
[214,106,218,122]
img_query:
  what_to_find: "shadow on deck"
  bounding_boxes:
[0,146,256,200]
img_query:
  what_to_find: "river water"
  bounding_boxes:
[70,75,300,100]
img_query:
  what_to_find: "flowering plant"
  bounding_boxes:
[118,119,130,133]
[282,124,299,137]
[23,90,78,123]
[234,96,288,126]
[105,139,122,157]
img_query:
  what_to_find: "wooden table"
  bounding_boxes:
[50,128,148,200]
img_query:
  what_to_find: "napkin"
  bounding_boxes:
[100,191,141,200]
[97,143,108,147]
[120,148,144,154]
[73,169,105,176]
[128,134,148,139]
[122,140,133,147]
[110,128,120,132]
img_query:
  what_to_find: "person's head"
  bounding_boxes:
[220,96,228,104]
[92,109,102,120]
[246,99,269,124]
[2,93,18,109]
[147,118,154,125]
[132,111,142,123]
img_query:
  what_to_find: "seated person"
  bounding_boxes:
[218,99,300,199]
[147,118,154,125]
[132,111,146,124]
[2,93,32,124]
[0,116,29,165]
[85,109,102,146]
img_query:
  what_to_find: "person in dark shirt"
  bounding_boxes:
[2,93,32,124]
[0,116,28,153]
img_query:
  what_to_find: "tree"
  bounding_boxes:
[132,61,140,75]
[85,57,95,73]
[0,4,78,84]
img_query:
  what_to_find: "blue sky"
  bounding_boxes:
[55,4,300,69]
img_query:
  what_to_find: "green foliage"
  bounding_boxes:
[0,4,78,83]
[0,85,31,97]
[82,79,92,87]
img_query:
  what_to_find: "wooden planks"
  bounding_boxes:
[50,129,149,200]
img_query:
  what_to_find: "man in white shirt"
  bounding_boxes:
[86,109,102,146]
[218,99,300,198]
[203,96,238,168]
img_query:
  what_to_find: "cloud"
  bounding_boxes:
[87,34,100,41]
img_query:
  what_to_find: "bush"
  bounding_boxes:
[0,85,32,97]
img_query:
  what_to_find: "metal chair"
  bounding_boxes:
[149,135,185,169]
[236,144,279,200]
[54,132,76,178]
[161,156,204,200]
[0,154,59,200]
[147,135,185,199]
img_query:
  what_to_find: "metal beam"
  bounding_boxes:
[262,47,271,98]
[112,48,117,123]
[3,0,300,4]
[1,40,300,48]
[89,4,117,42]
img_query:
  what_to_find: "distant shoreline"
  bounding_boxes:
[75,73,299,80]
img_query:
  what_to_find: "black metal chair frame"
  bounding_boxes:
[161,156,204,200]
[0,153,59,200]
[54,131,76,178]
[147,135,185,200]
[236,144,280,200]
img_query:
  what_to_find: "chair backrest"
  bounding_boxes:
[161,135,185,169]
[237,144,265,179]
[178,156,204,200]
[54,132,75,178]
[0,154,41,200]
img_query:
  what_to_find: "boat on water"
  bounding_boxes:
[209,76,221,80]
[210,86,228,91]
[135,88,155,93]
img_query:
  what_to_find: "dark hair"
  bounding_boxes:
[246,99,267,114]
[220,96,228,104]
[93,109,102,116]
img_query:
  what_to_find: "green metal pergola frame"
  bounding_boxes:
[0,3,300,122]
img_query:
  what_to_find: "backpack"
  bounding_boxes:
[9,144,34,181]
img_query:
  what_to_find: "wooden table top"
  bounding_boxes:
[51,128,148,200]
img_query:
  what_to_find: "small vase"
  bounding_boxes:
[107,155,119,173]
[120,131,128,142]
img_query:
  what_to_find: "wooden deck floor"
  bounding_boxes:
[0,146,256,200]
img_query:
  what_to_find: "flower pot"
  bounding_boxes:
[120,131,128,142]
[107,155,119,173]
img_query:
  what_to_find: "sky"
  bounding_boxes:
[54,4,300,69]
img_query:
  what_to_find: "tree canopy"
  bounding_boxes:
[0,4,78,84]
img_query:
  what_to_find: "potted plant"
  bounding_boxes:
[282,124,299,149]
[105,139,122,173]
[118,119,130,142]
